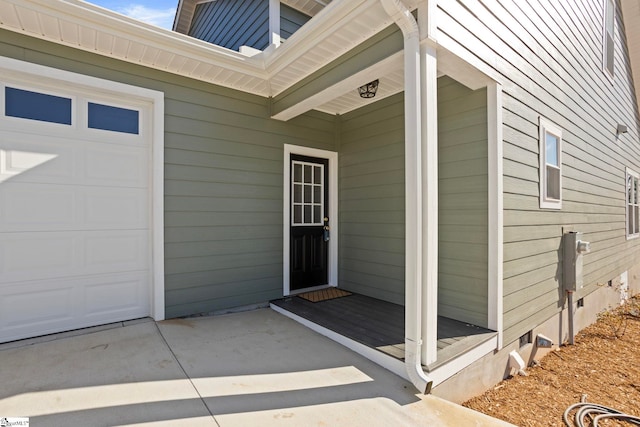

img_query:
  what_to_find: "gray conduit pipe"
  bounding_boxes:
[379,0,433,394]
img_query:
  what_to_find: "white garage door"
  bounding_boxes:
[0,76,155,343]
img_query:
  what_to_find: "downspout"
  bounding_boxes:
[379,0,433,394]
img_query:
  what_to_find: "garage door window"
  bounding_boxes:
[88,102,139,134]
[5,87,72,125]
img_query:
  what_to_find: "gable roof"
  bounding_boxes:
[173,0,331,34]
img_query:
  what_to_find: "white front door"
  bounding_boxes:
[0,65,160,343]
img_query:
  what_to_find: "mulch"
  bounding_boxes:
[463,298,640,426]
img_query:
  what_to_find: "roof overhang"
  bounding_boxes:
[0,0,424,118]
[174,0,331,34]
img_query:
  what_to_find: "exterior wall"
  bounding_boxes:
[189,0,269,51]
[187,1,310,50]
[338,94,406,305]
[437,0,640,345]
[433,281,629,403]
[0,28,336,319]
[438,76,489,327]
[281,4,310,41]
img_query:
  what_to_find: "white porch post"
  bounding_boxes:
[420,42,439,365]
[417,0,439,366]
[487,82,504,349]
[269,0,281,47]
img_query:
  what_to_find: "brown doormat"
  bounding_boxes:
[297,288,352,303]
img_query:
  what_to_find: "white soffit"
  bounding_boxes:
[0,0,271,95]
[281,0,330,17]
[174,1,331,34]
[0,0,419,116]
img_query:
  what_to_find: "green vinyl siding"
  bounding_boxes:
[438,77,488,327]
[338,94,406,305]
[0,28,336,318]
[437,0,640,345]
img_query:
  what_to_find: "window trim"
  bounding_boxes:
[539,116,562,210]
[603,0,615,79]
[626,167,639,239]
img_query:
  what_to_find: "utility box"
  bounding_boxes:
[563,231,591,292]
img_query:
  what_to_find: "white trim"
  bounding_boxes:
[626,167,640,240]
[487,83,504,349]
[427,335,498,386]
[539,116,563,210]
[270,303,408,379]
[269,0,281,47]
[421,43,439,366]
[271,52,403,121]
[603,0,615,80]
[283,144,338,296]
[0,56,165,321]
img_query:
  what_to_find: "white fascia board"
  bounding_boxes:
[264,0,375,74]
[3,0,266,77]
[172,0,185,32]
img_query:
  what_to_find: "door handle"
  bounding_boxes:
[323,217,330,242]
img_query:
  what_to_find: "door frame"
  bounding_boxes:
[283,144,338,295]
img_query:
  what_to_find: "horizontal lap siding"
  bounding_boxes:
[338,94,406,305]
[438,77,489,327]
[189,0,269,51]
[438,0,640,344]
[280,5,310,40]
[0,29,336,318]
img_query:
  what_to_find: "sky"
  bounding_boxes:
[86,0,178,29]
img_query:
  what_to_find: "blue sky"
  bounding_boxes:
[87,0,178,29]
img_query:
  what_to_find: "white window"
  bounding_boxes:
[603,0,615,78]
[539,117,562,209]
[291,160,324,226]
[627,168,639,238]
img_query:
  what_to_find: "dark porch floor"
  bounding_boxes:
[271,291,496,371]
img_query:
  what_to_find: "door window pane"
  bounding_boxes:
[304,205,312,223]
[291,159,325,226]
[5,87,72,125]
[88,102,139,134]
[304,185,312,203]
[304,165,312,183]
[293,184,302,203]
[294,163,302,182]
[293,205,302,224]
[313,186,321,204]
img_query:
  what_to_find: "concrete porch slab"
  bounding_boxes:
[0,308,513,426]
[0,321,216,426]
[159,309,513,427]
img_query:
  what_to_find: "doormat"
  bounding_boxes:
[297,288,352,303]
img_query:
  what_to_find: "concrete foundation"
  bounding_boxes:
[432,269,637,403]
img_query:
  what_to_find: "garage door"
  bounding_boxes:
[0,78,155,343]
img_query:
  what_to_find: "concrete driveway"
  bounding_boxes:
[0,308,513,426]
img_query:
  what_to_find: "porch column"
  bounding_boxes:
[269,0,281,47]
[420,42,439,365]
[417,0,439,365]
